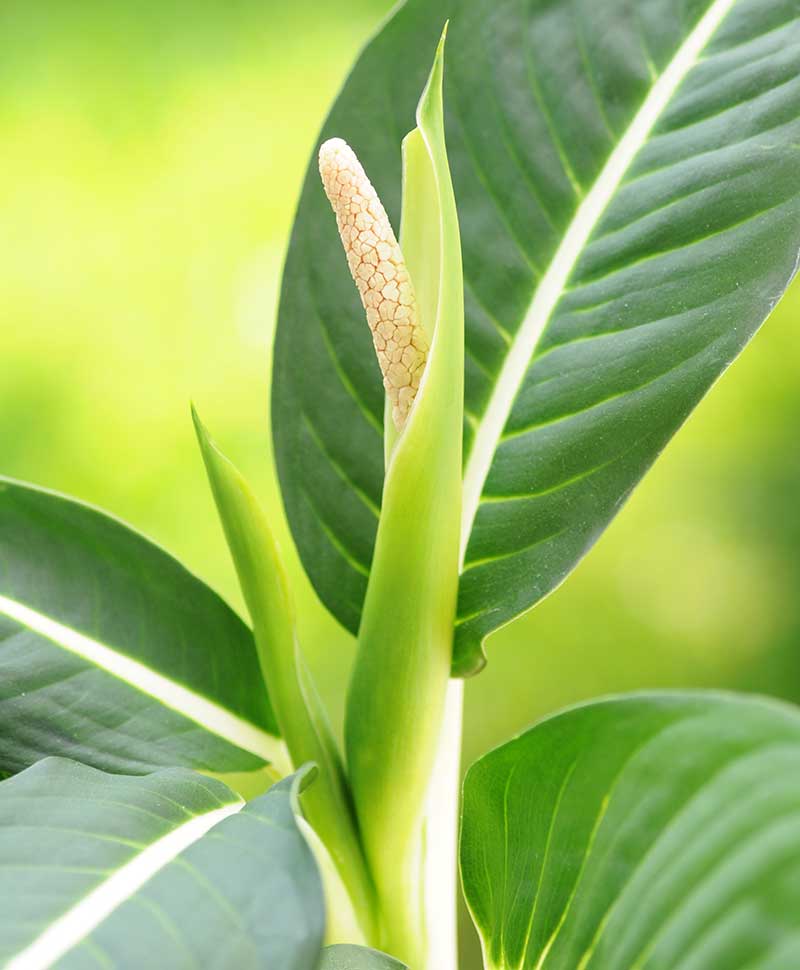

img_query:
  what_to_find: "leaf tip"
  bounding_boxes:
[189,400,203,435]
[416,22,448,127]
[190,403,218,462]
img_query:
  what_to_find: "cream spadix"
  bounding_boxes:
[318,138,428,432]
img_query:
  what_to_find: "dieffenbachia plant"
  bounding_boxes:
[3,2,800,968]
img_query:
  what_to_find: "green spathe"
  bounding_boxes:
[344,26,464,966]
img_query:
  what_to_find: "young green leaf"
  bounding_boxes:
[273,0,800,676]
[192,410,376,940]
[0,760,324,970]
[341,28,463,966]
[0,477,286,776]
[461,691,800,970]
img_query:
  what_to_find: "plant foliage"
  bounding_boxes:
[273,0,800,675]
[3,1,800,968]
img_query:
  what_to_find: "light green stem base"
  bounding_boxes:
[421,679,464,970]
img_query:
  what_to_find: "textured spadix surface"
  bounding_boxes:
[273,0,800,675]
[319,138,428,431]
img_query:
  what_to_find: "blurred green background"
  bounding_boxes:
[3,1,799,965]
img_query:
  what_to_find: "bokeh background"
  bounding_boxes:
[3,1,799,965]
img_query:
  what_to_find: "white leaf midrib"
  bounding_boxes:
[459,0,738,567]
[6,799,243,970]
[0,594,290,771]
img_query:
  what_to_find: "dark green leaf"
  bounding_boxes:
[0,759,323,970]
[0,478,285,776]
[272,0,800,675]
[460,691,800,970]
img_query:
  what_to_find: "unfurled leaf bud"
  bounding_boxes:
[319,138,428,431]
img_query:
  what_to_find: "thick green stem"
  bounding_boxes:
[421,679,463,970]
[345,513,456,965]
[356,678,462,967]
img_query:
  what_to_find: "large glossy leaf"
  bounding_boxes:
[273,0,800,675]
[0,759,323,970]
[0,478,285,776]
[460,691,800,970]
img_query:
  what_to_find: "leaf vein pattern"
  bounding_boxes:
[128,894,201,968]
[449,93,544,276]
[462,525,568,574]
[306,273,383,436]
[79,939,114,969]
[297,488,371,578]
[501,325,730,442]
[571,0,617,139]
[521,0,585,195]
[565,196,789,295]
[573,739,787,970]
[518,759,578,969]
[475,427,665,505]
[627,795,800,969]
[479,23,563,231]
[624,86,800,187]
[301,412,381,518]
[459,0,741,566]
[535,714,718,970]
[464,275,515,345]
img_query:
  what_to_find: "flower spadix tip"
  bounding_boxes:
[318,138,428,432]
